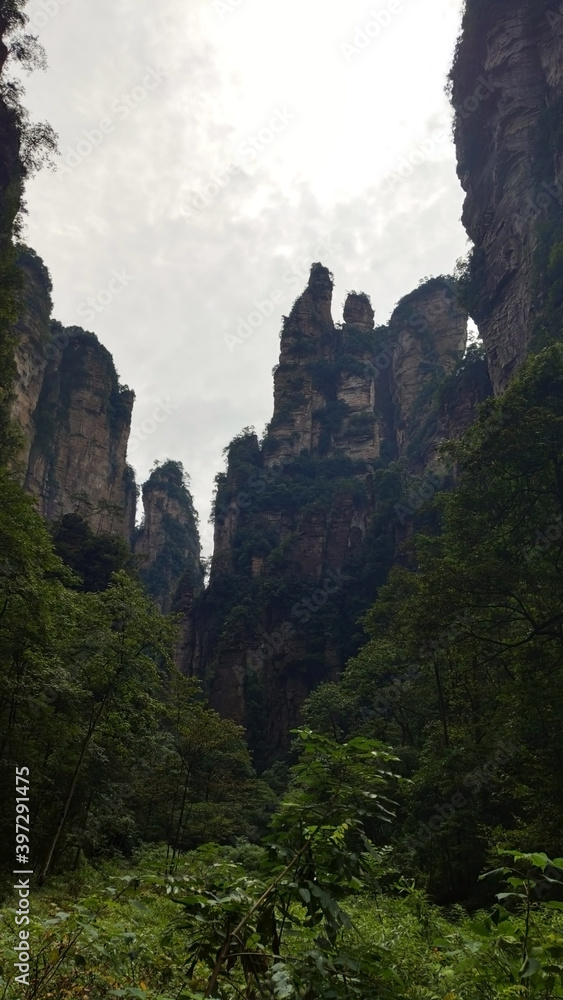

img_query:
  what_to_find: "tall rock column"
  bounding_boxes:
[266,263,335,463]
[24,327,137,539]
[335,293,379,461]
[11,248,53,473]
[183,268,481,764]
[387,278,468,463]
[134,460,204,612]
[450,0,563,393]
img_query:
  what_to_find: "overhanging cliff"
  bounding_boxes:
[450,0,563,393]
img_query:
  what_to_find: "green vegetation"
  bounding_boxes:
[2,744,563,998]
[137,461,204,608]
[201,435,398,754]
[2,6,563,999]
[0,463,271,884]
[306,345,563,904]
[50,512,135,592]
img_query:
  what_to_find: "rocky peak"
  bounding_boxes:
[134,460,203,612]
[23,323,137,539]
[307,261,334,305]
[449,0,563,393]
[187,268,478,760]
[11,248,53,474]
[387,278,468,460]
[266,263,336,463]
[267,263,379,465]
[342,292,375,333]
[278,261,334,346]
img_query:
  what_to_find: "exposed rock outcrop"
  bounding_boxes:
[266,268,380,465]
[9,250,205,593]
[266,263,340,463]
[387,279,467,458]
[0,14,25,465]
[183,265,476,762]
[450,0,563,393]
[24,326,137,538]
[134,460,204,612]
[1,24,202,606]
[6,246,137,540]
[11,248,52,471]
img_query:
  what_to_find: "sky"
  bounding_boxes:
[16,0,471,555]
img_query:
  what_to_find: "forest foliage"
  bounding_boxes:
[1,2,563,998]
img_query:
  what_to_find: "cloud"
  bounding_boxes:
[19,0,467,554]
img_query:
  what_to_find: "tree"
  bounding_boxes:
[38,572,178,882]
[136,672,274,861]
[173,729,400,999]
[311,346,563,900]
[50,512,134,592]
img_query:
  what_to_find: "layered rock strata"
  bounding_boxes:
[24,327,137,538]
[183,265,476,761]
[450,0,563,393]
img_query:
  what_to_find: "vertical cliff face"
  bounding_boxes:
[10,254,204,595]
[266,263,340,463]
[24,326,137,539]
[10,253,206,590]
[185,265,475,763]
[336,293,380,461]
[11,248,52,471]
[267,268,379,465]
[0,17,22,244]
[450,0,563,394]
[386,278,470,467]
[0,14,25,466]
[134,460,204,612]
[5,243,138,540]
[267,268,469,472]
[1,22,201,604]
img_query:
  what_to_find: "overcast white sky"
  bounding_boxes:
[18,0,470,555]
